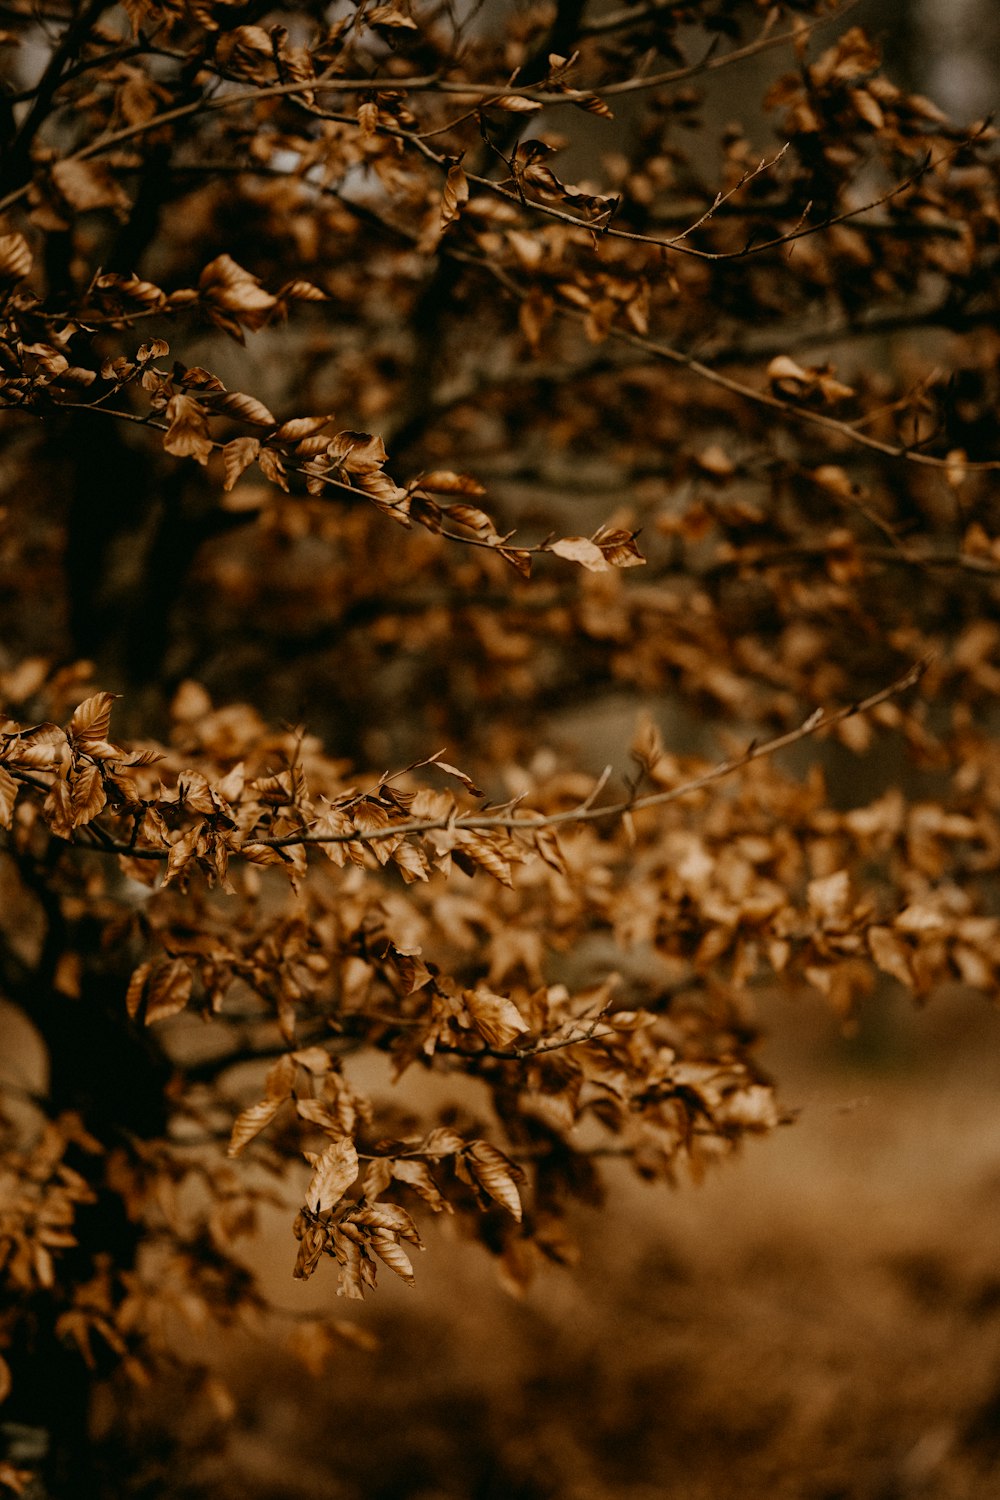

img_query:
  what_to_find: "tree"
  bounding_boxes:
[0,0,998,1491]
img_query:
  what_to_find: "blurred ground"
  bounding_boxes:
[106,981,1000,1500]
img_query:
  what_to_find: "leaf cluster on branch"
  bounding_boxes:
[0,0,999,1484]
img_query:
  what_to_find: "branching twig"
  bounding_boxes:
[10,658,927,866]
[459,253,1000,474]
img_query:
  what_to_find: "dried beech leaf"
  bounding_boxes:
[164,394,213,465]
[391,840,431,883]
[440,162,470,231]
[222,437,261,490]
[228,1096,286,1157]
[431,756,485,797]
[595,528,645,568]
[0,765,18,827]
[199,254,277,330]
[51,157,129,214]
[392,1159,451,1213]
[419,471,486,497]
[292,1046,332,1075]
[456,831,513,886]
[489,94,544,114]
[442,503,496,537]
[274,415,333,444]
[125,961,152,1020]
[807,869,851,923]
[68,762,106,827]
[367,5,419,30]
[368,1232,414,1284]
[465,988,529,1049]
[305,1136,359,1212]
[548,536,611,571]
[69,691,117,745]
[352,1203,422,1245]
[464,1140,523,1220]
[144,958,193,1024]
[0,232,32,282]
[868,925,913,986]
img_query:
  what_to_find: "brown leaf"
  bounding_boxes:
[199,255,277,331]
[767,354,812,392]
[418,471,486,497]
[368,1232,415,1285]
[0,232,32,283]
[125,961,152,1019]
[69,691,117,745]
[228,1096,286,1156]
[497,547,532,578]
[392,1158,451,1213]
[384,946,433,993]
[351,1203,422,1245]
[292,1046,332,1075]
[51,158,129,215]
[868,925,914,987]
[367,5,419,30]
[430,755,485,797]
[277,278,327,303]
[391,840,431,883]
[305,1136,359,1212]
[440,162,469,232]
[213,392,275,426]
[164,394,213,466]
[257,447,289,491]
[163,824,203,886]
[465,987,529,1049]
[0,765,18,827]
[144,957,193,1024]
[594,528,645,569]
[69,761,107,827]
[807,869,851,924]
[455,830,513,886]
[548,536,610,571]
[570,90,613,119]
[442,503,496,537]
[222,437,261,491]
[274,415,333,444]
[464,1140,523,1220]
[488,95,544,114]
[328,431,388,473]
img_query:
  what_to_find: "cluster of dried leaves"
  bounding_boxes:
[1,0,999,1487]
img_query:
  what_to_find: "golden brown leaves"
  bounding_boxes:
[0,1117,99,1305]
[126,958,194,1025]
[198,255,278,337]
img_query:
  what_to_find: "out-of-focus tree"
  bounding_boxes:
[0,0,998,1492]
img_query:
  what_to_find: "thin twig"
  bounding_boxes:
[13,657,926,864]
[0,1,858,218]
[460,253,1000,473]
